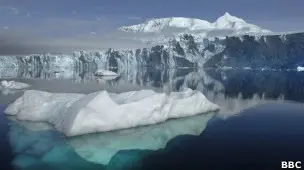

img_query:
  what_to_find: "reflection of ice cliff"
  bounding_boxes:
[2,67,292,115]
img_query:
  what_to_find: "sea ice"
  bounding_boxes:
[0,80,30,90]
[5,88,219,136]
[297,66,304,72]
[0,80,31,95]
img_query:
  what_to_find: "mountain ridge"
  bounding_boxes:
[118,12,272,44]
[119,12,271,34]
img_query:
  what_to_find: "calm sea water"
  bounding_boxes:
[1,68,304,170]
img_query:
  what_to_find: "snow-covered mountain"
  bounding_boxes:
[119,12,271,44]
[1,12,304,73]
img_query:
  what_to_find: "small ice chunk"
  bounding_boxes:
[5,88,219,137]
[94,70,119,76]
[0,80,30,90]
[297,66,304,72]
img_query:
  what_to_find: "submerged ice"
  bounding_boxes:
[68,112,214,165]
[8,112,214,169]
[5,88,219,136]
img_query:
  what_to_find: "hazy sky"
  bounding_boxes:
[0,0,303,54]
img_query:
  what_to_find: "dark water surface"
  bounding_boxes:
[1,68,304,170]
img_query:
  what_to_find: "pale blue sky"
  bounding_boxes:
[0,0,303,54]
[1,0,304,33]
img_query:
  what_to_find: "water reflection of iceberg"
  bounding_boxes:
[8,120,104,170]
[68,112,214,165]
[9,112,214,168]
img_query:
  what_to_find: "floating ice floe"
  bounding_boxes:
[297,66,304,72]
[243,67,252,70]
[0,80,31,90]
[94,70,119,76]
[5,88,219,137]
[0,80,31,95]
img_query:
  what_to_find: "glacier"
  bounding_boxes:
[1,13,304,71]
[1,32,304,72]
[4,88,219,136]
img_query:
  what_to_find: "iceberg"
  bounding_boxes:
[5,88,219,136]
[0,80,31,95]
[0,80,30,90]
[94,70,119,76]
[297,66,304,72]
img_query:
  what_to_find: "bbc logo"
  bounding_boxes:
[281,161,302,169]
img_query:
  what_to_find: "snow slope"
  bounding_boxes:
[5,89,219,136]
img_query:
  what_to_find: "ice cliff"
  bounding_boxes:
[1,32,304,71]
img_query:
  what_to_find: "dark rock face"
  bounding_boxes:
[204,32,304,69]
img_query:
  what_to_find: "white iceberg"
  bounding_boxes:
[0,80,30,90]
[297,66,304,72]
[94,70,119,76]
[5,88,219,137]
